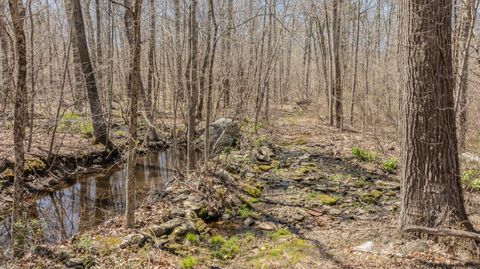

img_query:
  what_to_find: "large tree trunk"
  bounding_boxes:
[398,0,473,232]
[64,0,86,112]
[70,0,109,146]
[9,0,27,257]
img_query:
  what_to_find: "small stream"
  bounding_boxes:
[0,147,187,245]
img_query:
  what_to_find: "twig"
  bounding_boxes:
[404,225,480,241]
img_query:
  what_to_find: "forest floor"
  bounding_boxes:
[4,105,480,268]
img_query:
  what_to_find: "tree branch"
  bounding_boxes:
[404,226,480,241]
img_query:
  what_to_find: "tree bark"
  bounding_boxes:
[453,0,478,151]
[64,0,86,111]
[186,0,199,170]
[124,0,158,142]
[124,0,142,229]
[349,0,361,125]
[9,0,27,257]
[70,0,109,146]
[204,0,218,160]
[172,0,183,139]
[332,0,343,130]
[398,0,473,232]
[0,1,12,113]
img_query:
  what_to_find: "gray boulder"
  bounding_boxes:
[199,118,241,151]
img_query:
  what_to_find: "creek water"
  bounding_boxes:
[0,147,187,246]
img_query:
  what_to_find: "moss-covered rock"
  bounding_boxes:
[241,184,262,198]
[361,190,383,204]
[24,158,47,173]
[317,194,339,205]
[252,164,273,173]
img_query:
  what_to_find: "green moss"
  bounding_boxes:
[185,233,198,244]
[382,157,398,173]
[294,163,317,179]
[250,238,313,268]
[198,207,208,219]
[361,190,383,204]
[75,234,93,253]
[113,130,126,137]
[351,147,376,162]
[352,178,371,188]
[59,111,94,137]
[268,228,291,241]
[242,231,255,242]
[370,190,382,198]
[93,236,122,255]
[238,204,252,219]
[209,235,225,247]
[24,158,47,173]
[180,256,198,269]
[317,194,339,205]
[306,192,339,205]
[251,135,268,148]
[462,170,480,191]
[241,184,262,198]
[327,173,356,182]
[295,166,316,176]
[252,165,272,173]
[212,236,239,260]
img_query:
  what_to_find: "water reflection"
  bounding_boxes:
[2,147,186,245]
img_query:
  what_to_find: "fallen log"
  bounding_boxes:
[404,225,480,241]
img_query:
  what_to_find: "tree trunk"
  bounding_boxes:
[95,0,103,98]
[70,0,109,146]
[172,0,182,138]
[64,0,86,112]
[0,1,12,113]
[223,0,233,107]
[332,0,343,130]
[124,0,142,229]
[204,0,218,160]
[454,0,478,152]
[9,0,27,257]
[27,0,35,152]
[186,0,199,170]
[398,0,473,232]
[124,0,158,142]
[349,0,361,126]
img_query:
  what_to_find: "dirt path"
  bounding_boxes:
[209,107,477,269]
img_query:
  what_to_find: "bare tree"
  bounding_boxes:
[124,0,142,228]
[454,0,478,151]
[8,0,27,257]
[204,0,218,160]
[70,0,110,146]
[186,0,199,170]
[332,0,343,130]
[0,1,11,113]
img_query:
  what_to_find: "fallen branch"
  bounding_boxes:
[404,226,480,241]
